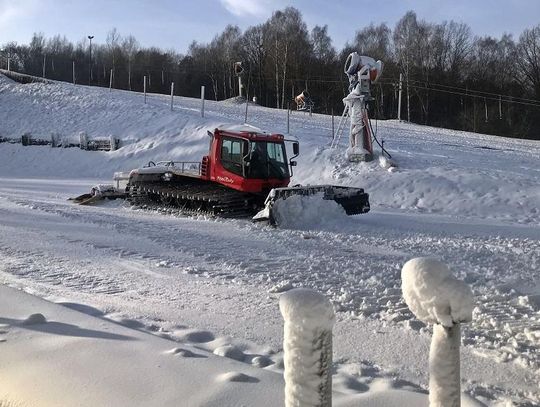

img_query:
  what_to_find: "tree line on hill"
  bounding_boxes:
[2,8,539,140]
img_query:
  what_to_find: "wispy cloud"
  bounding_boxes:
[220,0,276,18]
[0,0,39,28]
[0,2,21,25]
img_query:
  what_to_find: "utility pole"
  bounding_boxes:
[88,35,94,84]
[1,48,12,71]
[42,54,46,78]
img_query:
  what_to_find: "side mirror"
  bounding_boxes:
[290,161,297,167]
[292,142,299,156]
[207,130,213,138]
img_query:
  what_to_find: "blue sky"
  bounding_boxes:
[1,0,539,52]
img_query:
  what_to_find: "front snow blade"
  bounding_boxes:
[253,185,370,223]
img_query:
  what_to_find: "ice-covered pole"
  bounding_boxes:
[201,85,205,118]
[143,76,147,104]
[170,82,174,111]
[279,288,335,407]
[401,258,473,407]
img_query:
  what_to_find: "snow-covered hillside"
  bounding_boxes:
[0,74,539,406]
[1,73,538,224]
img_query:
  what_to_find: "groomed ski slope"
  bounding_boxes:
[0,74,539,405]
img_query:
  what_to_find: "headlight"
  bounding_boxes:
[161,172,173,181]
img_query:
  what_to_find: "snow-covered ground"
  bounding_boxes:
[0,73,539,406]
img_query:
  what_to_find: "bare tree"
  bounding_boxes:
[354,23,391,61]
[189,41,221,100]
[436,21,472,77]
[310,25,337,112]
[264,7,311,108]
[394,11,421,121]
[241,25,266,102]
[122,35,139,90]
[215,25,241,99]
[106,27,122,83]
[517,25,540,98]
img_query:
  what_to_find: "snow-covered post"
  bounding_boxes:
[201,85,205,118]
[279,288,335,407]
[397,73,403,122]
[287,106,290,134]
[238,75,243,98]
[143,76,147,104]
[50,133,60,148]
[331,109,334,140]
[21,133,31,146]
[78,131,88,150]
[109,135,117,151]
[244,95,249,124]
[170,82,174,111]
[401,257,473,407]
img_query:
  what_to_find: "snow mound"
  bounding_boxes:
[401,258,474,327]
[22,313,47,325]
[218,123,263,132]
[378,155,397,171]
[268,280,294,293]
[167,347,201,358]
[217,371,259,383]
[214,345,246,361]
[251,355,273,368]
[0,72,16,84]
[272,193,347,229]
[221,96,248,104]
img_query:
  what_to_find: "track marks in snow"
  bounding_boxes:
[0,252,125,295]
[3,192,540,375]
[0,182,539,399]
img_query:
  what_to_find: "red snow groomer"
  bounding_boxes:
[73,126,370,224]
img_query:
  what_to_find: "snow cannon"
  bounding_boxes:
[344,53,383,96]
[341,53,384,162]
[294,90,314,112]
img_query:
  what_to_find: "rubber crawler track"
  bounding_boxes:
[127,179,266,218]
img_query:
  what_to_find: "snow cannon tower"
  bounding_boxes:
[234,61,245,98]
[343,53,383,162]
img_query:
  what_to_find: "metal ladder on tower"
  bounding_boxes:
[330,104,350,148]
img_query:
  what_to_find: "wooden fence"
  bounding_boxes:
[0,132,119,151]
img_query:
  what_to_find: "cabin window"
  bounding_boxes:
[247,141,289,179]
[221,137,245,176]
